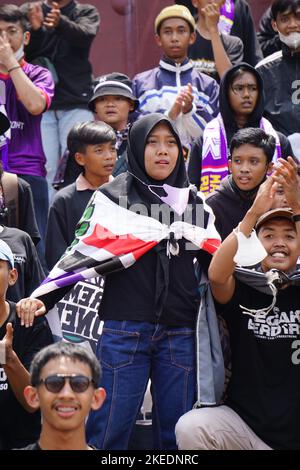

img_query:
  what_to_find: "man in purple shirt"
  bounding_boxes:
[0,4,54,267]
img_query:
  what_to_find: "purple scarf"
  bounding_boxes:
[201,115,282,195]
[219,0,235,35]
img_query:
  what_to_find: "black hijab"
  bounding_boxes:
[101,113,196,220]
[127,113,188,185]
[127,113,192,215]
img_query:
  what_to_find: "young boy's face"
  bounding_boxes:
[228,72,259,118]
[272,6,300,37]
[0,20,29,54]
[75,142,117,181]
[155,18,196,63]
[258,218,300,273]
[24,356,105,433]
[94,95,134,131]
[228,144,272,191]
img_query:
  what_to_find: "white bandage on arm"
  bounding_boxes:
[233,224,268,267]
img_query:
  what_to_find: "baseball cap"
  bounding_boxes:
[88,72,139,112]
[154,5,196,34]
[0,240,14,268]
[0,111,10,136]
[255,208,294,231]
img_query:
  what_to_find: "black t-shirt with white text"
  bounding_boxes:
[188,31,243,81]
[0,302,53,449]
[215,280,300,450]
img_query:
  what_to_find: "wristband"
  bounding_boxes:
[292,214,300,223]
[7,65,21,73]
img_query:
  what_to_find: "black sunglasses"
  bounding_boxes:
[37,374,95,393]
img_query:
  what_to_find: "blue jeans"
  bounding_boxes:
[86,320,196,450]
[41,108,94,201]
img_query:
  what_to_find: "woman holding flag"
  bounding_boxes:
[17,113,220,450]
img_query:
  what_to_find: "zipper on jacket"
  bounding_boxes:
[175,63,182,89]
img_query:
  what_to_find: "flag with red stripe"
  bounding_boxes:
[31,189,220,298]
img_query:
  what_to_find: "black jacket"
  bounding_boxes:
[46,182,94,270]
[188,63,294,188]
[257,7,281,58]
[22,1,100,109]
[256,44,300,136]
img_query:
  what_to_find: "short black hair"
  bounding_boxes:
[30,342,102,388]
[271,0,300,20]
[0,4,28,31]
[67,121,116,158]
[229,128,276,163]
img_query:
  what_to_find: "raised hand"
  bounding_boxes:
[27,2,44,31]
[202,2,220,34]
[0,31,15,70]
[168,95,183,120]
[181,83,194,114]
[44,2,61,29]
[272,157,300,214]
[251,176,277,217]
[168,83,194,119]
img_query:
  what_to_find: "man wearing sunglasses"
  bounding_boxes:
[22,341,106,450]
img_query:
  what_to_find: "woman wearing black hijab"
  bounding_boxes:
[87,113,209,450]
[20,114,220,450]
